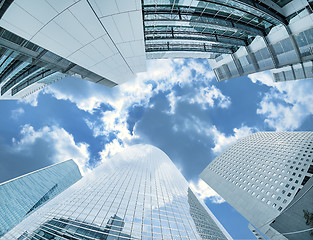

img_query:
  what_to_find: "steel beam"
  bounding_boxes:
[199,0,286,26]
[231,54,244,75]
[145,28,247,42]
[0,0,14,19]
[245,46,260,72]
[262,36,279,68]
[285,26,302,63]
[143,9,265,36]
[145,43,233,54]
[145,34,247,47]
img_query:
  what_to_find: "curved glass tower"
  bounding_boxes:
[2,145,231,240]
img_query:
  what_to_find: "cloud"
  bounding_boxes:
[173,114,256,155]
[166,84,231,115]
[45,59,217,113]
[99,138,126,163]
[248,72,313,130]
[15,124,90,175]
[190,178,225,204]
[18,91,40,107]
[11,108,24,120]
[210,125,257,154]
[189,85,231,109]
[43,59,223,162]
[0,124,90,183]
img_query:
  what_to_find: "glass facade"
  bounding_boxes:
[2,145,231,240]
[213,24,313,82]
[1,0,311,96]
[143,0,281,58]
[0,160,82,237]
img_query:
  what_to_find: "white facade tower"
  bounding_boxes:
[200,132,313,240]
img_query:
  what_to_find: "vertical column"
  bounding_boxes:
[262,36,279,68]
[285,26,302,63]
[245,46,260,72]
[231,54,244,75]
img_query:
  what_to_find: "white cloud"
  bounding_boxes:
[19,91,40,107]
[11,107,24,120]
[99,139,126,163]
[190,178,225,204]
[167,92,181,115]
[249,71,276,87]
[15,124,90,175]
[46,59,217,113]
[210,125,257,154]
[166,84,231,115]
[249,72,313,130]
[189,85,231,109]
[44,59,222,161]
[173,114,256,155]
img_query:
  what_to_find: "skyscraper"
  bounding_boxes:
[200,132,313,239]
[270,176,313,240]
[0,0,312,100]
[2,144,232,240]
[0,159,82,237]
[0,0,146,100]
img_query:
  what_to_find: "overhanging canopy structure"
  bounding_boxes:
[0,0,312,99]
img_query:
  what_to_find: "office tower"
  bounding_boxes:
[0,0,146,100]
[270,176,313,240]
[248,224,266,240]
[2,144,232,240]
[1,0,313,100]
[0,159,82,237]
[200,132,313,240]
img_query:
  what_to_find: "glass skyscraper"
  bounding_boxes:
[0,0,312,100]
[0,159,82,237]
[2,145,231,240]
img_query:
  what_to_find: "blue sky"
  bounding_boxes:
[1,58,313,239]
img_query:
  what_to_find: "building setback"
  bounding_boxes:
[0,159,82,237]
[2,144,232,240]
[270,176,313,240]
[0,0,312,100]
[200,132,313,240]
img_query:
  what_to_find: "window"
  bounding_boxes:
[302,176,310,186]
